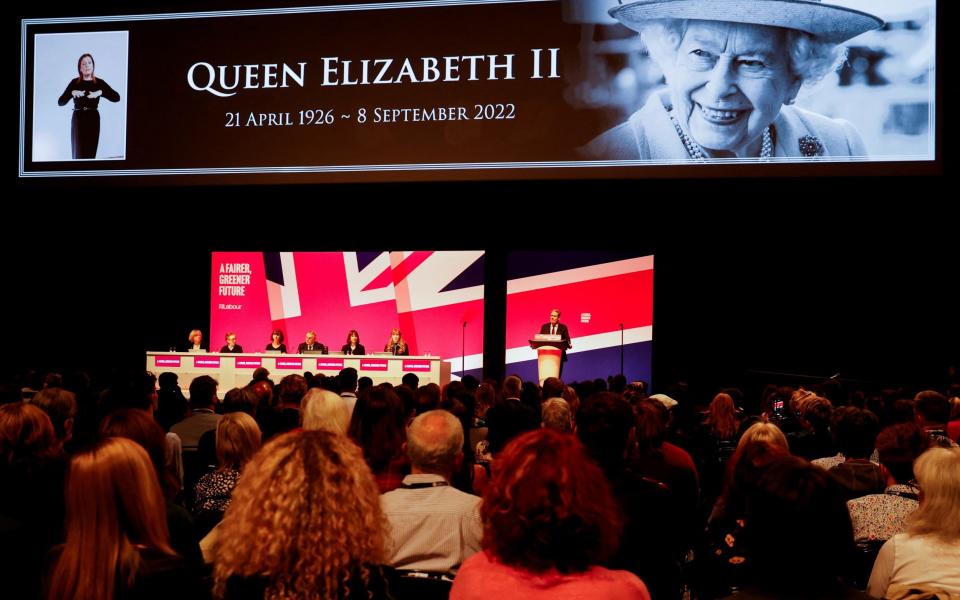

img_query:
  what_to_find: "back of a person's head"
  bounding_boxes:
[251,367,271,383]
[212,430,385,598]
[29,387,78,442]
[914,390,951,425]
[907,447,960,542]
[222,387,258,416]
[461,374,480,392]
[501,375,522,399]
[0,402,58,465]
[832,406,880,459]
[721,439,791,519]
[216,412,261,470]
[302,388,351,434]
[401,372,420,390]
[737,421,789,454]
[482,428,621,574]
[800,395,833,431]
[576,392,632,464]
[157,371,179,390]
[609,374,627,394]
[484,398,539,455]
[357,376,374,392]
[633,397,667,453]
[707,392,738,439]
[744,455,855,589]
[99,409,177,499]
[406,409,463,474]
[541,377,565,402]
[47,437,171,600]
[541,398,572,434]
[414,383,441,415]
[338,367,358,392]
[276,374,308,408]
[349,385,405,469]
[443,380,466,403]
[188,375,218,409]
[876,423,930,484]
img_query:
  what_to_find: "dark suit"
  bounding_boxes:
[341,344,366,355]
[219,345,243,353]
[297,342,327,354]
[540,322,572,375]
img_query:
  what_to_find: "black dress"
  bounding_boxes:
[57,78,121,159]
[341,344,366,355]
[264,343,287,353]
[219,345,244,353]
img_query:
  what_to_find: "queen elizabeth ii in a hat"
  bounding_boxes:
[580,0,884,161]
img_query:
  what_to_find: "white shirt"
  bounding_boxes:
[868,533,960,598]
[380,473,483,573]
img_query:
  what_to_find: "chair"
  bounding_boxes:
[850,539,885,590]
[387,569,454,600]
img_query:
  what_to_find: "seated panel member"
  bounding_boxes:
[264,329,287,354]
[186,329,205,352]
[384,328,409,356]
[296,331,327,354]
[219,332,243,353]
[341,329,365,355]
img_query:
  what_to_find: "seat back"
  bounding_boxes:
[388,570,454,600]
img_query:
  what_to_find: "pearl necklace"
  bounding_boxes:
[669,110,772,161]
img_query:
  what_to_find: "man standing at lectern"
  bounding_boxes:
[540,309,572,377]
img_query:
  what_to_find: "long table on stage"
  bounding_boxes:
[146,352,451,397]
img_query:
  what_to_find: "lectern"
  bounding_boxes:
[529,334,564,385]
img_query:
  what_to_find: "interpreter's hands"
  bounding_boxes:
[88,90,102,99]
[71,89,85,98]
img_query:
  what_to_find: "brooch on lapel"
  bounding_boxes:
[799,135,824,157]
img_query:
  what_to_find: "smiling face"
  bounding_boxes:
[226,334,237,346]
[666,21,800,157]
[391,332,401,344]
[349,332,358,345]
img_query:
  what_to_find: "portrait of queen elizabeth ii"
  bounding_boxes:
[579,0,884,161]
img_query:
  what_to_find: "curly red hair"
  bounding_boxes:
[481,428,622,573]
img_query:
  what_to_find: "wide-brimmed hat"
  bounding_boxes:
[610,0,883,44]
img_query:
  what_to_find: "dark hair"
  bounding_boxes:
[482,429,622,573]
[717,439,790,521]
[576,392,633,467]
[188,375,218,409]
[276,374,307,408]
[269,329,284,343]
[223,387,258,416]
[348,385,406,472]
[401,372,420,390]
[338,367,358,392]
[744,455,855,589]
[915,390,951,424]
[345,329,361,344]
[76,53,96,82]
[832,406,880,459]
[876,423,930,484]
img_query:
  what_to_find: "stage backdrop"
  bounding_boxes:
[505,251,653,385]
[19,0,936,182]
[210,251,484,378]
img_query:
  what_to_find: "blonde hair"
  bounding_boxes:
[215,412,261,470]
[188,329,202,344]
[46,437,172,600]
[384,328,407,354]
[302,388,351,434]
[212,430,386,599]
[907,447,960,542]
[737,421,789,453]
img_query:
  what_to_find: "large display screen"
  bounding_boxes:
[210,251,484,377]
[504,252,653,384]
[19,0,935,182]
